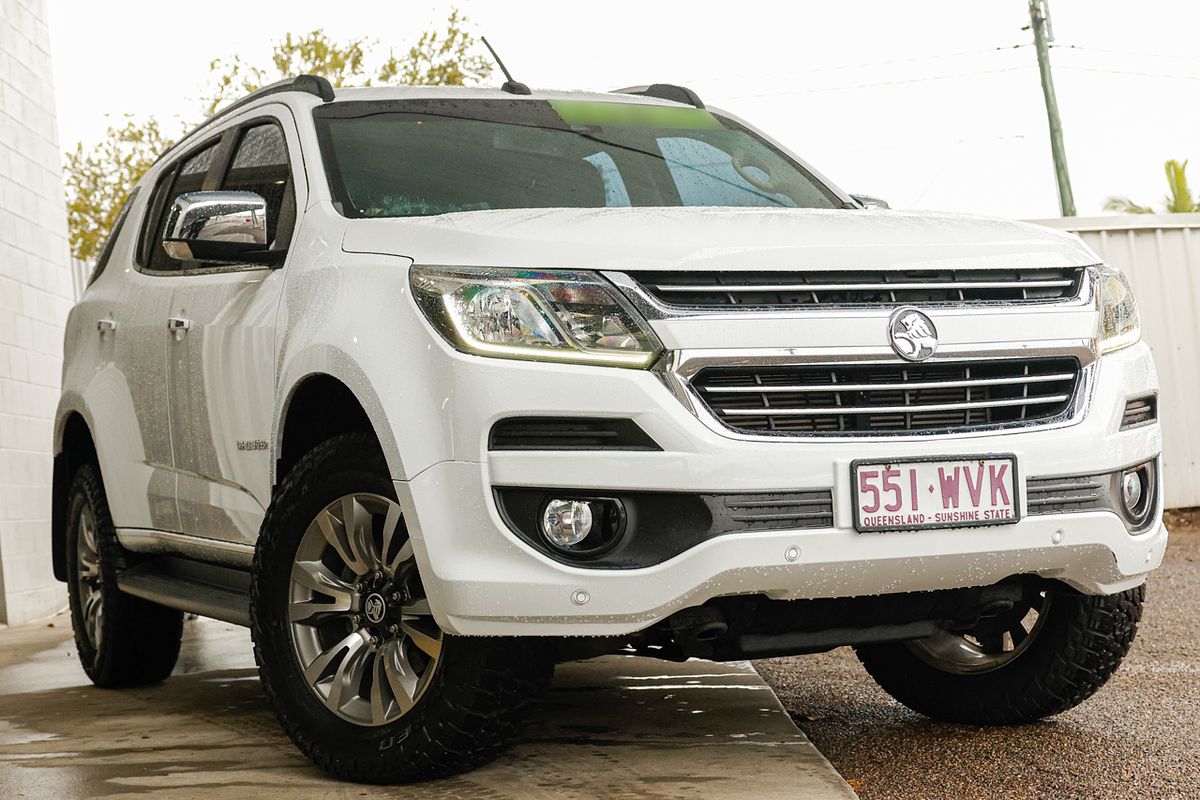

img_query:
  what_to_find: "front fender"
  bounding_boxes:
[275,250,458,482]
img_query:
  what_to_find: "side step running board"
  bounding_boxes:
[117,557,252,627]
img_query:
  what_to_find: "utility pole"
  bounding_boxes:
[1028,0,1076,216]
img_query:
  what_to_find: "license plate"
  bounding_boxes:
[851,455,1020,533]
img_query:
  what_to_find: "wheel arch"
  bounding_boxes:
[274,369,399,486]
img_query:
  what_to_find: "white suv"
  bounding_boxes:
[52,76,1165,782]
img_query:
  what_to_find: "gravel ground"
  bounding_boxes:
[756,526,1200,800]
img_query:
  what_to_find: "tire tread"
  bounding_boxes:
[68,464,183,688]
[251,433,553,783]
[856,585,1144,724]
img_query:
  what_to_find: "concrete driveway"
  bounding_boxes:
[0,613,854,799]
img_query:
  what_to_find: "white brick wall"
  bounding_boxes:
[0,0,70,623]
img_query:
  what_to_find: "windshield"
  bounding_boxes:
[314,99,842,218]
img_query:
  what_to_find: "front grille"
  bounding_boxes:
[691,358,1081,435]
[711,491,834,532]
[1026,474,1108,515]
[629,268,1085,308]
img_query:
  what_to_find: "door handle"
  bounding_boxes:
[167,317,192,334]
[97,319,117,333]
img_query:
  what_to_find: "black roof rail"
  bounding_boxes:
[153,75,335,167]
[612,83,704,109]
[210,74,336,121]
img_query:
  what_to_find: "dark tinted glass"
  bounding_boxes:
[315,100,839,218]
[222,123,294,246]
[147,142,219,270]
[90,187,139,285]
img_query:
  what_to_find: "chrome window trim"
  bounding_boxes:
[655,340,1097,442]
[604,266,1098,321]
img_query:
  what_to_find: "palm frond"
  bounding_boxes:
[1104,196,1155,214]
[1164,159,1196,213]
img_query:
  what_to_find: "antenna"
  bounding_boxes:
[480,36,531,95]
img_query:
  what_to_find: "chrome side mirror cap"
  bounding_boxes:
[850,193,890,210]
[162,191,273,263]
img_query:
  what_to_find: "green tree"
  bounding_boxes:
[64,116,173,263]
[64,10,491,261]
[202,31,373,116]
[377,9,492,86]
[1105,159,1197,215]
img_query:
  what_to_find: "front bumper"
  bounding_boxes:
[396,341,1165,637]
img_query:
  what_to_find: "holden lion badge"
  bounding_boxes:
[888,307,938,362]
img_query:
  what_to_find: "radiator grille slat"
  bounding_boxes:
[1026,475,1109,515]
[692,358,1081,435]
[714,491,834,531]
[631,268,1085,308]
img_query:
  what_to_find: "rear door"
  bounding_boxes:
[166,112,302,544]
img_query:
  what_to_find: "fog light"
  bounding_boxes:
[1121,470,1144,512]
[1116,462,1154,529]
[541,499,593,547]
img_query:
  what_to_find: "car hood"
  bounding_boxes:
[340,206,1098,272]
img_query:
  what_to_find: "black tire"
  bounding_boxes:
[856,584,1144,724]
[66,463,184,687]
[251,433,555,783]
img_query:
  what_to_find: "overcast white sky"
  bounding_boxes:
[47,0,1200,219]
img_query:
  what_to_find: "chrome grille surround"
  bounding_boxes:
[659,345,1096,441]
[625,267,1086,309]
[609,267,1099,441]
[604,267,1096,321]
[690,357,1082,436]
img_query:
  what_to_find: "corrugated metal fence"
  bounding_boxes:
[69,257,90,301]
[1034,214,1200,508]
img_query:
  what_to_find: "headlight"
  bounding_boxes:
[410,266,662,368]
[1097,264,1140,354]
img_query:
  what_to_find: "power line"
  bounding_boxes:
[726,66,1033,99]
[1051,43,1200,63]
[681,44,1030,86]
[1057,65,1200,81]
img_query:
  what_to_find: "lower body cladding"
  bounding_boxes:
[393,342,1166,645]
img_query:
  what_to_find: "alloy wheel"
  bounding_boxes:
[75,504,104,652]
[288,493,443,726]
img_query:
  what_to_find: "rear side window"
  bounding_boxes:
[221,123,295,248]
[89,187,139,285]
[144,142,219,271]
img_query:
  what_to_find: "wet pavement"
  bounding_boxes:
[0,614,853,799]
[757,528,1200,800]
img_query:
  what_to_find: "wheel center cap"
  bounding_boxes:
[363,592,387,624]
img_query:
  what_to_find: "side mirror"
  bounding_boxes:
[162,191,280,264]
[850,193,890,210]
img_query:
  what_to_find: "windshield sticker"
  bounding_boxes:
[549,100,721,130]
